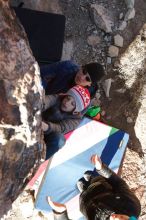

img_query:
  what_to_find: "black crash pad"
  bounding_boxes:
[14,7,66,64]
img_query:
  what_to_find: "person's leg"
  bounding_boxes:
[44,132,66,160]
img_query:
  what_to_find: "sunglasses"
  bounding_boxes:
[82,68,91,82]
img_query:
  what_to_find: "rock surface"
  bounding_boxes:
[0,0,44,217]
[124,8,135,21]
[125,0,135,9]
[90,4,114,33]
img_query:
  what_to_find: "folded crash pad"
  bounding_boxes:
[35,118,129,219]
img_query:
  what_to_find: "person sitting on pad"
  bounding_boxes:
[40,60,104,98]
[47,155,141,220]
[42,85,90,159]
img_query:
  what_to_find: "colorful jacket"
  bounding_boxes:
[42,94,82,134]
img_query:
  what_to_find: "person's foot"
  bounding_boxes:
[46,196,66,213]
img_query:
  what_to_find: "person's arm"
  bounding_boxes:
[44,118,81,134]
[91,155,132,191]
[91,155,141,217]
[40,61,79,89]
[47,197,70,220]
[43,94,58,110]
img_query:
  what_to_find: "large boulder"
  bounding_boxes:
[0,0,44,217]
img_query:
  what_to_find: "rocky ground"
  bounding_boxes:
[5,0,146,219]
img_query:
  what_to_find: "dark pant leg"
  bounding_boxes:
[44,132,66,160]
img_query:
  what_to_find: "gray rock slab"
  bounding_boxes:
[125,0,135,9]
[90,4,114,33]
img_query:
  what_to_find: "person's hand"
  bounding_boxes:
[110,214,129,220]
[91,154,102,171]
[42,121,49,131]
[47,196,67,213]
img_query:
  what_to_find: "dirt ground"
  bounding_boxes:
[6,0,146,219]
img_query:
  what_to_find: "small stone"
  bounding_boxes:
[114,60,120,67]
[101,110,106,116]
[102,78,112,97]
[119,13,124,19]
[104,35,111,42]
[93,30,98,34]
[95,92,101,99]
[125,0,135,9]
[114,34,124,47]
[127,117,133,123]
[118,21,127,31]
[108,46,119,57]
[101,31,105,36]
[80,6,86,12]
[124,8,135,21]
[87,35,101,46]
[107,57,112,64]
[86,26,94,32]
[104,36,108,41]
[106,115,111,120]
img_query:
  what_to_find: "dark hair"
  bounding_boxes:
[83,202,113,220]
[80,179,140,220]
[82,63,105,84]
[83,197,139,220]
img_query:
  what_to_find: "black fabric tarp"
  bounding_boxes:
[13,7,66,64]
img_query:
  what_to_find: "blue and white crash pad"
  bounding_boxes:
[35,117,129,219]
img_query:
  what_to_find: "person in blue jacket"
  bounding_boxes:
[40,60,104,98]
